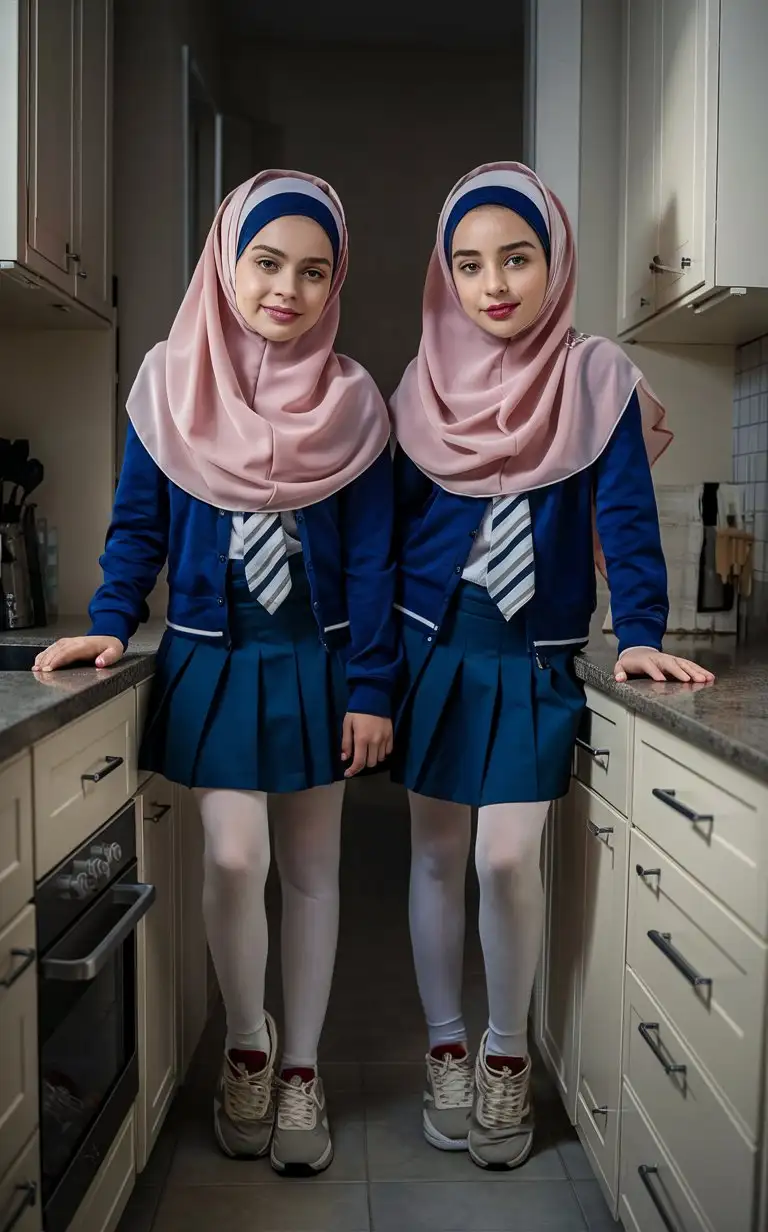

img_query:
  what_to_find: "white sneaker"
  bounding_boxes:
[423,1047,474,1151]
[213,1012,277,1158]
[468,1030,534,1170]
[270,1072,333,1176]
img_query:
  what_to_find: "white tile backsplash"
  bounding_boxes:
[733,333,768,581]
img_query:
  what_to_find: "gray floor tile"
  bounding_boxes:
[369,1180,587,1231]
[117,1185,162,1232]
[153,1182,371,1231]
[166,1086,366,1186]
[558,1139,595,1182]
[572,1180,619,1230]
[365,1090,566,1182]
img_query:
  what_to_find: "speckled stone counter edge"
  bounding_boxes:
[0,654,157,763]
[574,655,768,783]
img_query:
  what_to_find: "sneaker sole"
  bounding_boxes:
[423,1110,469,1152]
[214,1111,273,1160]
[468,1132,534,1172]
[270,1138,334,1177]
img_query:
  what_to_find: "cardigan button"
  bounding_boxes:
[217,597,224,606]
[218,509,226,517]
[218,554,226,563]
[455,566,462,574]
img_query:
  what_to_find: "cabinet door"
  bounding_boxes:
[0,1134,42,1232]
[175,786,209,1076]
[137,777,177,1171]
[26,0,76,285]
[617,0,659,333]
[0,753,33,934]
[575,783,628,1204]
[74,0,112,317]
[0,906,38,1184]
[538,791,585,1122]
[654,0,713,306]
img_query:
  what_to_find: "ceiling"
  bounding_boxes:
[219,0,526,48]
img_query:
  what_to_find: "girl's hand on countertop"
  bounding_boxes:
[33,636,124,672]
[341,712,394,777]
[614,649,715,685]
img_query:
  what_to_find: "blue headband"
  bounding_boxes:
[236,192,341,267]
[443,186,550,265]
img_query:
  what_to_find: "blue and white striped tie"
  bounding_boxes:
[486,495,536,620]
[242,512,292,614]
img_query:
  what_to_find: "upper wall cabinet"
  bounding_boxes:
[0,0,113,325]
[618,0,768,345]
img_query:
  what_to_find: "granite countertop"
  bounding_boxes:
[0,620,164,763]
[576,624,768,781]
[3,617,768,783]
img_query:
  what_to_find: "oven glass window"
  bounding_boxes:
[38,896,135,1201]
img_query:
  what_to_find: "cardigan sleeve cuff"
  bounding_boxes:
[87,613,133,651]
[346,680,392,720]
[615,623,664,658]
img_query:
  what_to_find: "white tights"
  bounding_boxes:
[408,792,549,1058]
[195,782,344,1069]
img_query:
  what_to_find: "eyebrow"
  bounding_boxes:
[452,240,537,259]
[251,243,332,267]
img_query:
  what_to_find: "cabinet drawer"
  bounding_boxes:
[574,686,631,815]
[68,1107,135,1232]
[628,830,766,1137]
[0,906,38,1183]
[623,968,757,1232]
[136,679,153,788]
[33,691,136,879]
[0,753,33,933]
[633,717,768,936]
[620,1081,706,1232]
[575,783,627,1201]
[0,1133,42,1232]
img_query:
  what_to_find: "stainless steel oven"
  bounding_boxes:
[35,801,155,1232]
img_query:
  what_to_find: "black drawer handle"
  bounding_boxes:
[638,1021,687,1077]
[0,947,36,989]
[638,1164,680,1232]
[636,864,661,880]
[587,819,614,839]
[1,1181,37,1232]
[652,787,713,825]
[145,801,172,824]
[576,737,610,763]
[648,930,712,988]
[81,755,124,784]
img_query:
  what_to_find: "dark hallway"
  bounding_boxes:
[117,776,615,1231]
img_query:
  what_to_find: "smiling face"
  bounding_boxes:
[450,205,548,339]
[234,214,334,341]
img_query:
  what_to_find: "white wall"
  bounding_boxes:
[225,39,525,400]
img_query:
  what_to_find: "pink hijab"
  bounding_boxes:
[390,162,672,496]
[127,170,390,512]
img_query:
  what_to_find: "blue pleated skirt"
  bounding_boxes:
[139,559,349,792]
[390,581,586,807]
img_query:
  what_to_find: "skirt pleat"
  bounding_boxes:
[139,559,349,792]
[391,580,586,807]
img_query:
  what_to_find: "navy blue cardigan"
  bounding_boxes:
[88,424,401,717]
[394,391,669,657]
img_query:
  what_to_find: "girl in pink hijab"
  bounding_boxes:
[34,171,400,1175]
[388,162,713,1170]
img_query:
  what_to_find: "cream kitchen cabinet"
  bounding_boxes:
[538,789,585,1122]
[617,0,768,344]
[136,776,177,1171]
[0,0,113,323]
[536,680,768,1228]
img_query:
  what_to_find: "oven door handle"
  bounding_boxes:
[41,882,156,982]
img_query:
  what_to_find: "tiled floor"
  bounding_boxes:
[119,776,619,1231]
